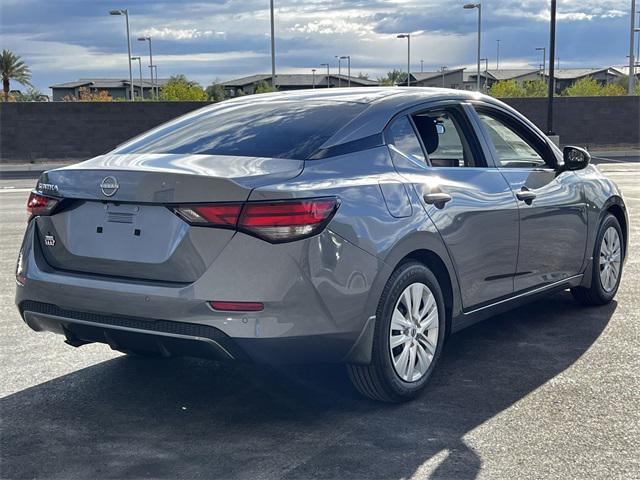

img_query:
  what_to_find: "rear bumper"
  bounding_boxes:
[15,221,383,364]
[18,301,353,363]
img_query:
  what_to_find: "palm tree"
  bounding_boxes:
[1,50,32,102]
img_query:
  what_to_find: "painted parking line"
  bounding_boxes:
[0,188,32,194]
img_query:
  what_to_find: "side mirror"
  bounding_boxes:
[563,146,591,171]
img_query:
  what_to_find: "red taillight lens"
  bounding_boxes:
[209,301,264,312]
[239,198,338,242]
[27,192,59,218]
[174,204,242,227]
[172,197,338,243]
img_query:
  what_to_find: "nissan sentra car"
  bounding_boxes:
[15,88,628,402]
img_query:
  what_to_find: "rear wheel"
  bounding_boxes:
[571,214,624,306]
[347,261,446,402]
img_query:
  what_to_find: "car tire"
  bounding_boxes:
[347,261,446,402]
[571,214,624,306]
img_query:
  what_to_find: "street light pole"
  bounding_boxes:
[536,47,546,83]
[420,59,424,73]
[152,65,158,99]
[441,66,447,87]
[138,36,155,100]
[270,0,277,90]
[109,9,134,101]
[311,68,316,89]
[629,0,637,95]
[496,39,500,70]
[320,63,330,88]
[480,58,488,91]
[340,56,351,87]
[397,34,410,86]
[464,3,482,91]
[131,56,143,99]
[335,56,341,87]
[546,0,557,134]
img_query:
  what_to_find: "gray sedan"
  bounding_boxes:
[15,88,628,402]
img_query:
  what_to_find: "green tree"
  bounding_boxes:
[159,74,207,101]
[1,49,32,102]
[563,76,602,96]
[15,86,45,102]
[205,82,226,102]
[254,81,274,94]
[636,81,640,96]
[600,83,626,96]
[377,69,407,86]
[489,80,524,97]
[521,80,547,97]
[357,72,369,80]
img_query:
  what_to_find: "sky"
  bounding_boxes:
[0,0,635,93]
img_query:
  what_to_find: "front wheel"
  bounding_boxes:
[347,262,446,402]
[571,213,624,306]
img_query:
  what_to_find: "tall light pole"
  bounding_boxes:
[441,66,447,87]
[480,58,488,91]
[109,9,133,101]
[397,34,410,86]
[496,39,500,70]
[340,56,351,87]
[138,36,155,100]
[311,68,316,89]
[547,0,557,135]
[320,63,330,88]
[270,0,277,90]
[536,46,546,83]
[335,56,342,87]
[420,59,424,73]
[629,0,637,95]
[131,56,143,99]
[464,3,481,91]
[152,65,159,99]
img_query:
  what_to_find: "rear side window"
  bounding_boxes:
[113,101,367,160]
[387,116,425,163]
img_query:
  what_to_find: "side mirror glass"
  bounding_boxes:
[563,146,590,171]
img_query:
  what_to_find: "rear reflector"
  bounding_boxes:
[209,301,264,312]
[27,191,59,218]
[172,197,338,243]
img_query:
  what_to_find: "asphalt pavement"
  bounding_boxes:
[0,164,638,479]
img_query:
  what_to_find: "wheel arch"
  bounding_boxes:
[344,231,462,365]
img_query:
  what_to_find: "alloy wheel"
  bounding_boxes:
[599,226,621,292]
[389,282,439,382]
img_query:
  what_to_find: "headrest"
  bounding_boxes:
[413,116,439,155]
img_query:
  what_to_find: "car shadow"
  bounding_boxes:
[1,291,615,480]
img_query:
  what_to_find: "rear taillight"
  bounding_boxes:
[27,191,59,219]
[239,198,338,242]
[172,197,339,243]
[174,204,242,227]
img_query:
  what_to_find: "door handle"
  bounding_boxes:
[515,187,537,203]
[423,192,452,208]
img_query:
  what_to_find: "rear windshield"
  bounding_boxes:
[113,101,367,160]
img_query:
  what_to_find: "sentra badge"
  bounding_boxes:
[38,182,59,193]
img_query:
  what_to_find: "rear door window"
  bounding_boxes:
[387,116,425,163]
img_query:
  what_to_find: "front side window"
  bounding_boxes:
[475,111,547,168]
[387,116,425,163]
[113,101,367,160]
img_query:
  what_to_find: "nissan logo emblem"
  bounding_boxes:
[100,176,119,197]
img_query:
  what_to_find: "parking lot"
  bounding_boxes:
[1,163,638,479]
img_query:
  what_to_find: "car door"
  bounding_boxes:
[470,104,588,293]
[386,102,519,310]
